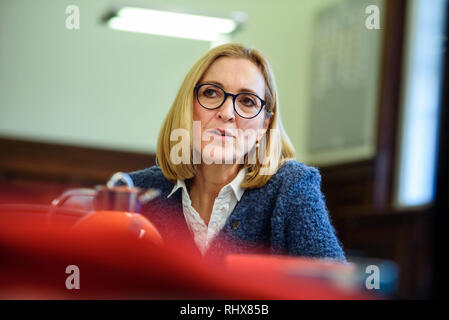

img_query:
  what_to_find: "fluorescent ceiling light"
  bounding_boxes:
[106,7,242,42]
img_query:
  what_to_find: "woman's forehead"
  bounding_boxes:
[201,57,265,96]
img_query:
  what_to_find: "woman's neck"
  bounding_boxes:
[188,163,241,225]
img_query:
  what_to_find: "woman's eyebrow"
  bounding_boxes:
[203,80,260,96]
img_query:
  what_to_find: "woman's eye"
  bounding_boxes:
[203,89,217,97]
[241,97,256,106]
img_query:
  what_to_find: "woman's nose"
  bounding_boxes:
[218,95,235,121]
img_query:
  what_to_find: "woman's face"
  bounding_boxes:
[193,56,271,164]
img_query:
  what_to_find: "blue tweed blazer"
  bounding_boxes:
[127,160,346,262]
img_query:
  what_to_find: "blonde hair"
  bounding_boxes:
[156,43,295,188]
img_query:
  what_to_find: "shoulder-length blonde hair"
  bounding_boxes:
[157,43,295,189]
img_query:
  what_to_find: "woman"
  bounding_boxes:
[128,43,345,261]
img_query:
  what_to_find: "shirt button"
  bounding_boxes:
[230,220,239,230]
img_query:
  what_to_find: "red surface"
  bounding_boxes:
[0,181,374,300]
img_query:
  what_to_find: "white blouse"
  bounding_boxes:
[167,168,246,255]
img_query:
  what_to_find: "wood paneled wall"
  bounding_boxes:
[0,137,156,185]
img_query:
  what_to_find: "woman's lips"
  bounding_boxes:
[209,131,235,140]
[208,128,235,137]
[206,129,236,141]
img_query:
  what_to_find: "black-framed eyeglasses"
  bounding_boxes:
[194,83,266,119]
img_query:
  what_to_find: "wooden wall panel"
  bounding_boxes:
[0,137,155,185]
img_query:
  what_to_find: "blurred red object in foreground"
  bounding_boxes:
[0,204,372,299]
[70,210,163,245]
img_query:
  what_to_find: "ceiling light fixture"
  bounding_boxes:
[104,6,246,43]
